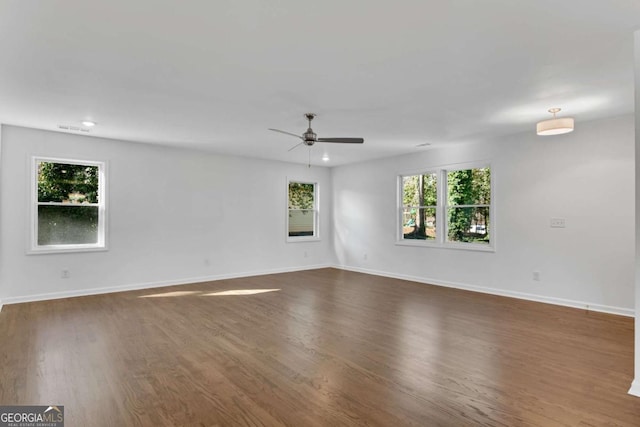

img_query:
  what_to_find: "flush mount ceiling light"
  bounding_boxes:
[322,154,330,162]
[536,108,574,136]
[81,120,96,127]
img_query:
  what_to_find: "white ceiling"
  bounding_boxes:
[1,0,639,166]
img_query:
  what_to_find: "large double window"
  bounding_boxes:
[287,181,318,241]
[399,165,492,249]
[30,157,107,253]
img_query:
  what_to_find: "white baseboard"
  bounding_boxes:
[334,264,635,318]
[629,379,640,397]
[1,263,332,306]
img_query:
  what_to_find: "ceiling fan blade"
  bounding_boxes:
[268,128,303,139]
[317,137,364,144]
[288,142,304,152]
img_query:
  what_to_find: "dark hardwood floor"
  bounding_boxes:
[0,268,638,426]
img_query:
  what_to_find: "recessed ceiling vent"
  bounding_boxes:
[58,125,90,133]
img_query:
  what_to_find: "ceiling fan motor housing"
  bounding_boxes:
[303,129,317,142]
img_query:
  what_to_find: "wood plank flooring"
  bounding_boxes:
[0,268,638,426]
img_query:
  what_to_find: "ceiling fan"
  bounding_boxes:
[269,113,364,152]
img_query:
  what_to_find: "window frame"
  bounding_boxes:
[397,162,494,252]
[286,179,320,243]
[29,156,108,254]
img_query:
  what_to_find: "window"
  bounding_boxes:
[287,181,318,241]
[30,157,106,253]
[401,173,437,240]
[446,168,490,244]
[399,165,492,249]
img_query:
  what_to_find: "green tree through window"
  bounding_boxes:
[402,173,437,240]
[288,182,317,238]
[33,159,105,249]
[38,162,99,203]
[399,166,491,246]
[447,168,490,244]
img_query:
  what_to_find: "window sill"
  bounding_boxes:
[395,239,439,248]
[27,245,108,255]
[395,240,495,252]
[442,242,495,252]
[287,236,321,243]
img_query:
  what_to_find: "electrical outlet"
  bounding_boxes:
[550,218,566,228]
[304,251,308,258]
[61,269,70,279]
[532,271,540,281]
[363,253,368,260]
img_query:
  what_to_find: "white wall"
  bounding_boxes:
[630,29,640,397]
[0,127,3,312]
[333,114,635,315]
[0,125,335,303]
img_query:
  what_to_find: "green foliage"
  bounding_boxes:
[447,169,473,241]
[402,173,437,206]
[472,168,491,204]
[288,182,314,210]
[447,168,490,243]
[38,162,99,203]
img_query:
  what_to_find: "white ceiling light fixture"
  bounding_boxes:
[81,120,96,127]
[536,108,574,136]
[322,154,330,162]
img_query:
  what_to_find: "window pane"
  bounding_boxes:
[447,168,490,206]
[402,173,437,207]
[288,183,314,209]
[288,210,315,237]
[402,207,436,240]
[447,206,490,244]
[38,162,99,203]
[38,205,99,245]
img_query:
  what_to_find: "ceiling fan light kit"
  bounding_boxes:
[536,108,575,136]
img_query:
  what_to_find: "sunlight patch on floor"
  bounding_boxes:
[139,290,201,298]
[203,289,281,296]
[138,289,281,298]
